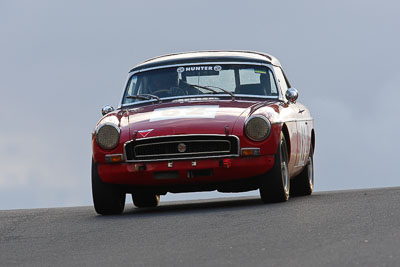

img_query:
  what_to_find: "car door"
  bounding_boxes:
[274,66,303,174]
[295,102,311,167]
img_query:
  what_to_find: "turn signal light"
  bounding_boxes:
[105,154,124,163]
[241,148,260,156]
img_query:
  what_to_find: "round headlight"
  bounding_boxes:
[96,123,120,150]
[245,115,271,142]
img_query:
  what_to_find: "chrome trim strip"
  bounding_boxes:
[269,118,313,124]
[120,94,279,108]
[136,150,232,159]
[105,153,124,157]
[134,140,231,158]
[119,62,281,108]
[125,133,239,143]
[123,134,240,163]
[95,122,121,135]
[296,118,314,122]
[278,118,313,123]
[126,154,240,163]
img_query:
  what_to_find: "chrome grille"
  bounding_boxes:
[124,135,239,162]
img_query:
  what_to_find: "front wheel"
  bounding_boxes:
[92,160,126,215]
[290,145,314,196]
[259,133,290,203]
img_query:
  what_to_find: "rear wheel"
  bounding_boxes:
[259,133,290,203]
[290,145,314,196]
[92,160,126,215]
[132,194,160,208]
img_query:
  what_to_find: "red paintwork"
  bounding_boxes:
[97,155,275,186]
[92,98,314,189]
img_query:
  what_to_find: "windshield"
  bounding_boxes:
[122,64,279,105]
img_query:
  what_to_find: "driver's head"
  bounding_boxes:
[259,73,271,95]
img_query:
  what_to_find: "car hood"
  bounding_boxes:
[121,100,278,138]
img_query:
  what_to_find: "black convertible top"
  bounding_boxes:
[129,50,282,73]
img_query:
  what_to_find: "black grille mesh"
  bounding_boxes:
[125,135,238,161]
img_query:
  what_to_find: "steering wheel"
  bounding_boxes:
[150,89,171,95]
[170,87,187,96]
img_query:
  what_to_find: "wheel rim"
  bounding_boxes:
[308,155,314,190]
[281,143,289,195]
[282,161,289,192]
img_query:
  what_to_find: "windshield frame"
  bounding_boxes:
[119,62,282,108]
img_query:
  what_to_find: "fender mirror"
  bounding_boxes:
[285,88,298,104]
[101,105,114,116]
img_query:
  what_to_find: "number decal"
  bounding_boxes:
[298,121,308,166]
[161,109,181,117]
[150,105,219,122]
[185,107,206,116]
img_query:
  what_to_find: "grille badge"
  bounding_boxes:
[138,129,153,138]
[177,143,186,153]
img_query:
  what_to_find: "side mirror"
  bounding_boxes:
[101,105,115,116]
[285,88,298,104]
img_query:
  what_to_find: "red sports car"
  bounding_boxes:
[91,51,315,215]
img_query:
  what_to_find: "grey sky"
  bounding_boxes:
[1,0,399,210]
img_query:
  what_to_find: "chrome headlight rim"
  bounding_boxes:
[244,115,271,142]
[95,123,121,150]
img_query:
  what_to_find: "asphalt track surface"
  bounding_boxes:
[1,187,400,267]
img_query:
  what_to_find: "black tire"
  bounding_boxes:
[290,145,314,196]
[259,133,290,203]
[91,160,126,215]
[132,194,160,208]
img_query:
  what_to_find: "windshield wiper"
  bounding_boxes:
[188,84,235,101]
[126,94,161,104]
